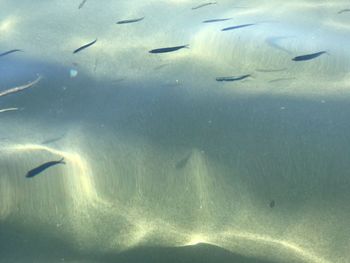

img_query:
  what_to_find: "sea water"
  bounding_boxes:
[1,1,350,262]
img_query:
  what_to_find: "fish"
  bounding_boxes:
[149,45,189,54]
[73,39,97,54]
[111,78,126,83]
[255,68,287,73]
[26,158,65,178]
[216,74,251,82]
[221,23,255,31]
[153,63,170,70]
[202,18,232,23]
[0,107,18,113]
[0,76,42,98]
[192,2,217,10]
[41,134,65,145]
[338,9,350,14]
[292,51,327,61]
[116,17,144,24]
[78,0,87,9]
[268,77,296,83]
[269,200,275,208]
[0,49,23,57]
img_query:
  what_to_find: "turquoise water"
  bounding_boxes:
[1,1,350,262]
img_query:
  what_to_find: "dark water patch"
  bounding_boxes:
[0,221,79,262]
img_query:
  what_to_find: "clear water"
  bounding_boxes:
[1,1,350,262]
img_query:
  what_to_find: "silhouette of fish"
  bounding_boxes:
[73,39,97,54]
[256,68,287,73]
[292,51,327,61]
[116,17,144,24]
[0,49,23,57]
[203,18,232,23]
[192,2,217,10]
[149,45,189,54]
[338,9,350,14]
[78,0,87,9]
[221,23,255,31]
[268,77,296,83]
[26,158,65,178]
[216,74,251,82]
[41,134,65,145]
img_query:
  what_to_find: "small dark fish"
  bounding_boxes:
[26,158,65,178]
[149,45,189,54]
[73,39,97,54]
[292,51,327,61]
[256,68,287,73]
[41,134,65,145]
[116,17,144,24]
[221,23,255,31]
[202,18,232,23]
[78,0,87,9]
[216,74,251,82]
[268,77,296,83]
[269,200,275,208]
[0,49,23,57]
[111,78,126,84]
[338,9,350,14]
[192,2,217,10]
[153,63,170,70]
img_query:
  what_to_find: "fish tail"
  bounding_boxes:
[184,44,190,49]
[59,157,66,164]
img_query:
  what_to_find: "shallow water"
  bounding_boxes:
[1,1,350,263]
